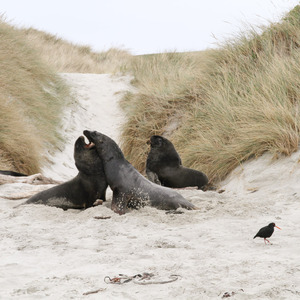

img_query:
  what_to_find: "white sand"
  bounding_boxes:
[42,73,130,181]
[0,73,300,300]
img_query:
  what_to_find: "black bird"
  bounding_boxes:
[253,222,281,244]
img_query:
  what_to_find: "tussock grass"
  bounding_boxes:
[20,27,132,74]
[0,18,69,174]
[119,51,210,171]
[1,18,131,174]
[120,5,300,183]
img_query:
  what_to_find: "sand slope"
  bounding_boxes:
[0,73,299,300]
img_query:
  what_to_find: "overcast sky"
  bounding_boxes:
[1,0,299,55]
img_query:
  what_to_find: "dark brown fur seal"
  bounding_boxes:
[22,136,108,210]
[146,135,208,190]
[84,130,197,215]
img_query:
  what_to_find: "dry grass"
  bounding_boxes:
[120,5,300,183]
[0,18,69,174]
[20,27,132,74]
[119,51,210,171]
[0,18,132,174]
[2,5,299,180]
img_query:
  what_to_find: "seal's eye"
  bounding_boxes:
[156,138,163,147]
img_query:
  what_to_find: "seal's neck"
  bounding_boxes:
[75,171,100,187]
[102,143,125,162]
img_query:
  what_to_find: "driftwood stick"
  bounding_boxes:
[83,288,106,295]
[0,173,62,185]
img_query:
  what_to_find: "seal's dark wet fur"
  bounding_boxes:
[146,135,208,190]
[23,136,107,210]
[84,130,197,215]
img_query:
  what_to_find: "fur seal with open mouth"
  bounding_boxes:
[146,135,208,190]
[83,130,197,215]
[22,136,108,210]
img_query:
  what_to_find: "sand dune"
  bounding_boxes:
[0,73,299,299]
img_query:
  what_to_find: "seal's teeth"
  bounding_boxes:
[85,142,95,149]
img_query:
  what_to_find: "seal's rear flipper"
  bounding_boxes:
[13,202,26,209]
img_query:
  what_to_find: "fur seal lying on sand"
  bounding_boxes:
[22,136,108,210]
[146,135,208,190]
[83,130,197,215]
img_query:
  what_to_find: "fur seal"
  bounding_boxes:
[83,130,197,215]
[22,136,108,210]
[146,135,208,190]
[0,170,28,177]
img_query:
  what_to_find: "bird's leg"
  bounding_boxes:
[264,238,272,244]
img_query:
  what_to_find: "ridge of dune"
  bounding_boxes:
[0,73,299,299]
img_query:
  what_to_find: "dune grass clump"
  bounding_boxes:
[0,19,69,174]
[120,5,300,183]
[1,18,131,173]
[20,27,132,74]
[119,51,210,172]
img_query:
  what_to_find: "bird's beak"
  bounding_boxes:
[275,226,281,230]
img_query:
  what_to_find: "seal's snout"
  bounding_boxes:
[149,135,164,147]
[76,136,95,151]
[84,130,100,140]
[83,130,92,139]
[81,132,96,149]
[83,130,95,142]
[148,136,158,147]
[75,136,86,149]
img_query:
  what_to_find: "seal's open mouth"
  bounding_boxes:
[83,130,98,148]
[85,141,95,149]
[80,136,95,149]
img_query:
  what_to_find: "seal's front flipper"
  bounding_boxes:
[146,169,161,185]
[111,189,129,215]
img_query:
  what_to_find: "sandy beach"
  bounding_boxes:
[0,73,299,300]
